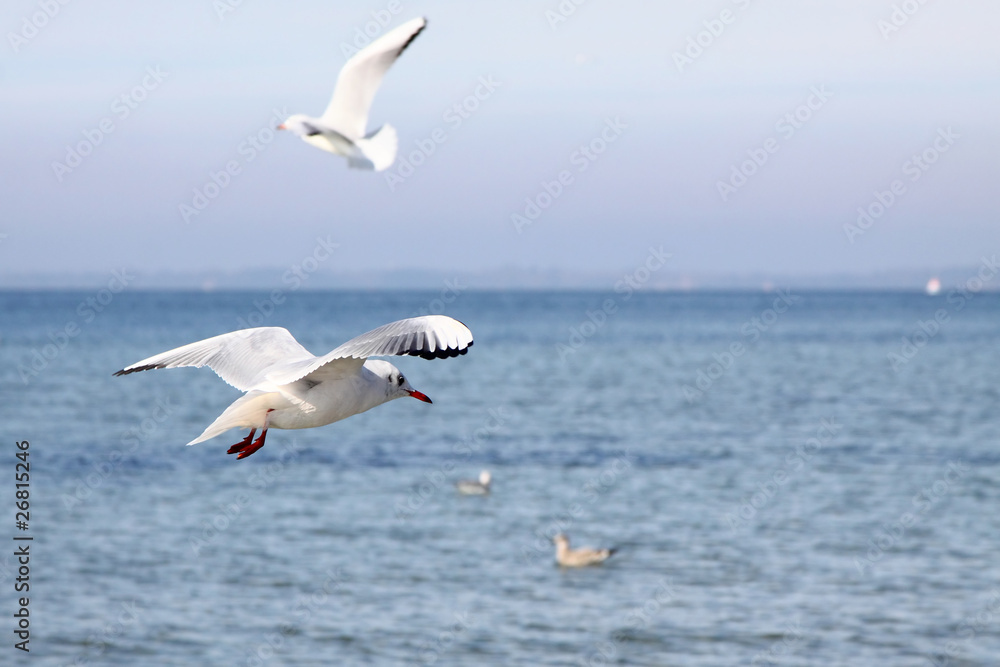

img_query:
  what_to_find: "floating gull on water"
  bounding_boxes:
[553,534,616,567]
[277,17,427,171]
[456,470,491,495]
[115,316,472,459]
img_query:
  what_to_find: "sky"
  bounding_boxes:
[1,0,998,286]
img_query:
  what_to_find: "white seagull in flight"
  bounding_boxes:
[114,316,472,459]
[277,16,427,171]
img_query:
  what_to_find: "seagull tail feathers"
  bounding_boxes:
[355,123,398,172]
[186,391,273,446]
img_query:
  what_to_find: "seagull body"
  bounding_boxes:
[456,470,491,495]
[115,316,472,459]
[278,17,426,171]
[553,534,616,568]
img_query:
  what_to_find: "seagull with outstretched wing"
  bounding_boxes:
[277,16,426,171]
[114,316,473,459]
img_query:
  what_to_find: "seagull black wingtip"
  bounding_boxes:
[393,18,427,59]
[410,342,473,360]
[113,363,165,377]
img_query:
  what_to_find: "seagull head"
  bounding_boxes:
[276,114,312,136]
[479,470,491,486]
[368,360,432,404]
[553,534,569,548]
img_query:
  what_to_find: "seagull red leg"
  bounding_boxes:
[227,429,257,455]
[235,410,274,460]
[236,429,268,460]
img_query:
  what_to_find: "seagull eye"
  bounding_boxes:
[398,375,405,385]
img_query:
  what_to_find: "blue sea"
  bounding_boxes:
[3,289,1000,666]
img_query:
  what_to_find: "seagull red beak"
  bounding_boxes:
[408,390,432,404]
[277,123,286,130]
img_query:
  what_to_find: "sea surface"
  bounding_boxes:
[2,289,1000,666]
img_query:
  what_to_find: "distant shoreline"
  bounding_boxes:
[1,267,994,293]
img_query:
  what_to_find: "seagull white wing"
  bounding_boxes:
[114,328,316,392]
[321,16,426,139]
[266,315,473,386]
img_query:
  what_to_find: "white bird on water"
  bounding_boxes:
[114,316,472,459]
[277,17,427,171]
[553,534,616,568]
[456,470,491,495]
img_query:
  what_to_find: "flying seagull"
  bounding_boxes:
[277,16,427,171]
[552,534,616,567]
[114,316,472,459]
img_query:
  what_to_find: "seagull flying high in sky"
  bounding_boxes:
[277,17,427,171]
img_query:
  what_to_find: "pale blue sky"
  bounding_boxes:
[1,0,998,283]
